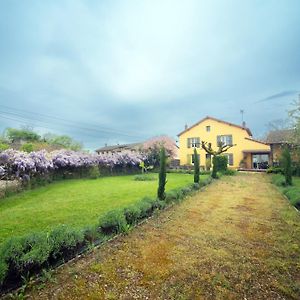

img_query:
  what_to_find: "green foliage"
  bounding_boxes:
[212,156,218,179]
[193,148,200,183]
[266,166,284,174]
[99,210,127,235]
[271,174,287,187]
[88,166,100,179]
[0,142,9,152]
[48,225,84,259]
[282,187,300,209]
[124,205,142,225]
[221,169,236,176]
[281,148,292,186]
[192,182,200,190]
[137,197,156,218]
[43,133,83,151]
[157,147,167,200]
[212,155,228,178]
[133,174,156,181]
[5,128,41,143]
[20,143,34,153]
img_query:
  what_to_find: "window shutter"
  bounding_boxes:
[217,135,221,145]
[187,138,190,148]
[229,154,233,166]
[196,137,200,148]
[228,135,233,146]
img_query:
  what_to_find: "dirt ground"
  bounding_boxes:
[25,173,300,300]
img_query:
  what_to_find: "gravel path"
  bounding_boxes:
[26,173,300,300]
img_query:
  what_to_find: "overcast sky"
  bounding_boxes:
[0,0,299,150]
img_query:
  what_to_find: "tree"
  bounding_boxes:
[201,141,235,178]
[281,147,292,185]
[157,147,167,200]
[143,135,177,166]
[193,148,200,183]
[5,127,41,143]
[43,133,82,151]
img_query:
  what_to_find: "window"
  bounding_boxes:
[217,135,233,146]
[206,126,211,132]
[187,137,200,148]
[191,154,200,165]
[223,153,234,166]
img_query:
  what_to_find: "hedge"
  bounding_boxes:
[0,180,212,295]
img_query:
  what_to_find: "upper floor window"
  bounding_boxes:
[187,137,200,148]
[206,126,211,132]
[217,135,233,146]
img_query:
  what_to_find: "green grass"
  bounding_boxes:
[0,173,204,244]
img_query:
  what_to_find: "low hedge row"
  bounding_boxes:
[0,179,211,294]
[271,174,300,209]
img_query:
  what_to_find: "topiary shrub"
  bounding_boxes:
[193,148,200,183]
[0,233,50,285]
[165,190,179,203]
[48,225,85,260]
[157,147,167,200]
[137,197,156,219]
[192,182,200,190]
[98,210,127,235]
[280,148,292,186]
[124,205,142,225]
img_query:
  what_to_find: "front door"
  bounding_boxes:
[252,154,269,169]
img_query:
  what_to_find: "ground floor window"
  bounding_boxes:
[223,153,234,166]
[252,154,269,169]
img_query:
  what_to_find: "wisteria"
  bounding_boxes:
[0,149,145,180]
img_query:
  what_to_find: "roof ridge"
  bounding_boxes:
[177,116,252,136]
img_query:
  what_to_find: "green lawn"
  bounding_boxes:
[0,173,204,244]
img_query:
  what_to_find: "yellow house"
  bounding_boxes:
[178,116,271,170]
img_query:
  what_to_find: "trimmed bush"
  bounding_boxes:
[221,169,236,176]
[99,210,127,235]
[192,183,200,190]
[124,205,142,225]
[281,148,292,186]
[157,147,167,200]
[137,197,156,219]
[193,148,200,184]
[133,174,156,181]
[0,233,50,285]
[48,225,85,259]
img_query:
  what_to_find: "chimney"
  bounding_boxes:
[242,121,246,128]
[184,124,188,130]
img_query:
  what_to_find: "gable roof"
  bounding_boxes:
[265,129,294,144]
[177,116,252,136]
[96,142,142,153]
[244,137,269,145]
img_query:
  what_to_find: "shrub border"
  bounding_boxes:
[0,177,213,296]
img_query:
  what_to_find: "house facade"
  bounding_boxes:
[178,116,271,170]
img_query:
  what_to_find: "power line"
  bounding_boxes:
[0,104,144,138]
[0,108,145,139]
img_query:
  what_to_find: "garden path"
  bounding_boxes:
[27,173,300,300]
